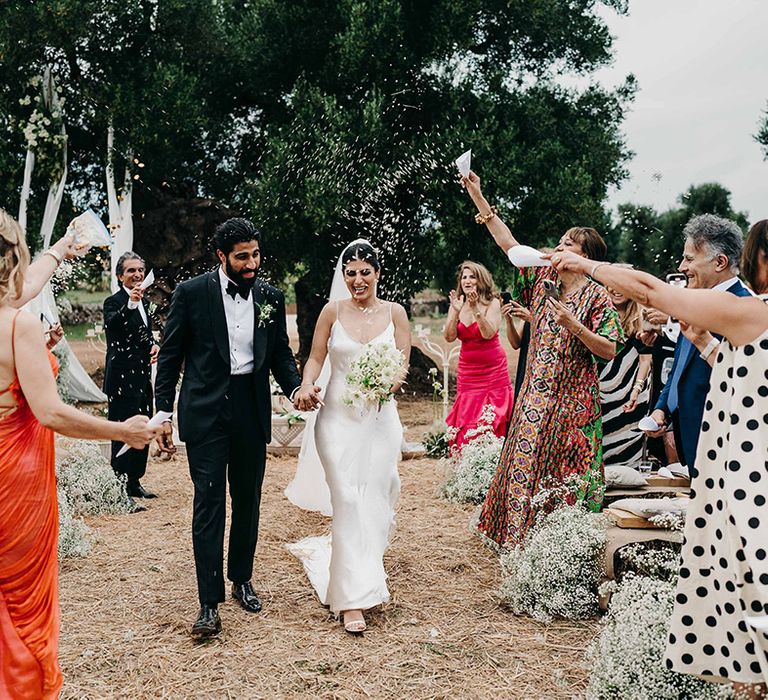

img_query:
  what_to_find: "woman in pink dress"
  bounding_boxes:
[444,261,513,449]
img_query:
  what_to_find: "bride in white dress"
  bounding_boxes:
[289,240,411,633]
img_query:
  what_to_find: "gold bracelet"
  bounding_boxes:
[589,261,609,278]
[475,206,498,225]
[575,325,585,337]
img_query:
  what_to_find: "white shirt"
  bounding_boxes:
[218,267,255,375]
[124,286,149,326]
[712,276,740,293]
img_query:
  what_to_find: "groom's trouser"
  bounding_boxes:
[185,374,267,605]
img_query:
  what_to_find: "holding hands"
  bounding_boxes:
[293,384,323,412]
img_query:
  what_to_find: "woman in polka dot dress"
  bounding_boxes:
[549,219,768,697]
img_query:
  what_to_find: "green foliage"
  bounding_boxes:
[610,182,749,278]
[0,1,634,309]
[423,425,450,459]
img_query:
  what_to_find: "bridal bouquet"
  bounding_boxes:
[343,342,406,409]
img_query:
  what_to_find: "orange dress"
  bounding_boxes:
[0,316,61,699]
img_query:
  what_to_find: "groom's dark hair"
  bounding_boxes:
[214,218,261,255]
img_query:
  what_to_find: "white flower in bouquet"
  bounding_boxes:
[342,342,406,409]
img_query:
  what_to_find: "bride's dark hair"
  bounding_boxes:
[342,242,380,271]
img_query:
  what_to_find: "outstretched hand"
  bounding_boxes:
[460,170,481,198]
[544,251,590,275]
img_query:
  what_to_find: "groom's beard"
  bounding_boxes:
[225,260,257,291]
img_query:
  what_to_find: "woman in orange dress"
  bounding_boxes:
[0,209,158,699]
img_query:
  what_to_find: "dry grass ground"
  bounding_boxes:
[58,397,596,699]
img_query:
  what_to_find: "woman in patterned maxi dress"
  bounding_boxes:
[550,219,768,696]
[478,263,623,546]
[459,168,623,548]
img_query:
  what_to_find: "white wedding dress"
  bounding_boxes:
[286,305,402,614]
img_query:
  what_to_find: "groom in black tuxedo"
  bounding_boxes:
[154,218,311,638]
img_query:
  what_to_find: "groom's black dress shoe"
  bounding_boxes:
[127,480,157,498]
[191,604,221,638]
[232,582,262,613]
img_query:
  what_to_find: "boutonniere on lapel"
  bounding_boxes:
[147,301,158,317]
[255,301,275,328]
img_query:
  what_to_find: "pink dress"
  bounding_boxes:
[446,321,513,449]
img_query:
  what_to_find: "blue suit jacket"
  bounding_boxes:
[656,279,751,468]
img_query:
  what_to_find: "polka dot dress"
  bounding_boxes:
[665,309,768,685]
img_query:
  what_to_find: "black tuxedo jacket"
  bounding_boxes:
[154,271,301,444]
[103,288,154,398]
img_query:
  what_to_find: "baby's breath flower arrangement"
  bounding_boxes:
[440,405,502,503]
[586,574,731,700]
[499,504,609,622]
[57,484,91,559]
[56,438,133,516]
[343,342,406,409]
[617,542,681,583]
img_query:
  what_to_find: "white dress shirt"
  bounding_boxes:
[218,267,255,375]
[125,286,149,326]
[711,276,740,293]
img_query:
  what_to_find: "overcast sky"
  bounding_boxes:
[594,0,767,221]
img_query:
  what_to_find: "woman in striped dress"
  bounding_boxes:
[599,277,652,466]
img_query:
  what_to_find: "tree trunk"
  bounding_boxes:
[295,273,327,368]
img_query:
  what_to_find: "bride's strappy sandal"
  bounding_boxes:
[342,610,366,634]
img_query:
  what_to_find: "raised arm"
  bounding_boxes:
[11,233,78,308]
[472,296,502,340]
[14,312,158,447]
[461,171,519,253]
[549,253,768,346]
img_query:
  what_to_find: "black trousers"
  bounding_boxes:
[109,388,152,480]
[185,374,267,605]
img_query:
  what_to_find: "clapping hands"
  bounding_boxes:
[448,289,465,313]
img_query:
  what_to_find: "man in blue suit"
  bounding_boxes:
[645,214,750,471]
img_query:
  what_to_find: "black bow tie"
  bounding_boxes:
[226,281,250,301]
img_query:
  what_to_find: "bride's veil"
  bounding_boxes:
[284,238,372,516]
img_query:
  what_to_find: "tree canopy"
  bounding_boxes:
[608,182,749,279]
[1,0,636,354]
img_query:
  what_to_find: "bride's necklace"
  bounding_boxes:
[351,299,382,326]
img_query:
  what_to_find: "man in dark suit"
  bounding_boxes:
[154,218,318,638]
[103,252,159,500]
[645,214,750,470]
